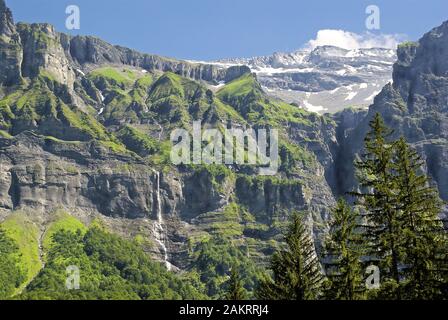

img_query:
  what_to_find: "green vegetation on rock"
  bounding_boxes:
[19,227,207,300]
[42,210,87,257]
[1,212,41,290]
[116,125,160,157]
[190,235,262,299]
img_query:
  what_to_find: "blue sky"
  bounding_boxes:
[6,0,448,60]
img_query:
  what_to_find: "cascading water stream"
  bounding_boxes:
[153,171,172,271]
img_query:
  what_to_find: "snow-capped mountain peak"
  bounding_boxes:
[212,46,396,113]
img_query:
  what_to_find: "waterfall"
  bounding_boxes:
[153,171,172,271]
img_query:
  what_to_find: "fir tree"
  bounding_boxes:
[256,213,323,300]
[393,137,448,299]
[352,113,403,298]
[353,115,448,299]
[324,199,365,300]
[224,267,247,300]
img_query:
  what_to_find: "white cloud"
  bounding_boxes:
[305,29,407,50]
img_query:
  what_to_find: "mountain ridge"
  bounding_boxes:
[203,45,397,113]
[0,0,250,90]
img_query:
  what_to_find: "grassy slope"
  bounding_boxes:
[0,210,87,294]
[1,212,41,291]
[42,210,87,258]
[116,125,160,156]
[0,74,136,158]
[217,73,312,126]
[0,76,113,141]
[216,73,321,173]
[217,73,263,98]
[147,72,245,125]
[89,67,140,88]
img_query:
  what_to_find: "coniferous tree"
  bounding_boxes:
[352,113,403,298]
[353,115,448,299]
[441,223,448,297]
[324,199,365,300]
[393,137,448,299]
[256,213,323,300]
[224,267,247,300]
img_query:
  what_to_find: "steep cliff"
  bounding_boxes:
[333,22,448,220]
[0,0,22,86]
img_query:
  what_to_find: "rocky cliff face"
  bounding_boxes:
[69,35,251,84]
[1,0,249,90]
[0,0,22,86]
[17,23,76,88]
[333,22,448,219]
[0,130,333,268]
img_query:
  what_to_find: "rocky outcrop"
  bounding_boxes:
[0,0,13,36]
[69,35,250,84]
[0,133,147,216]
[17,23,76,88]
[0,0,22,86]
[235,177,305,223]
[1,0,248,90]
